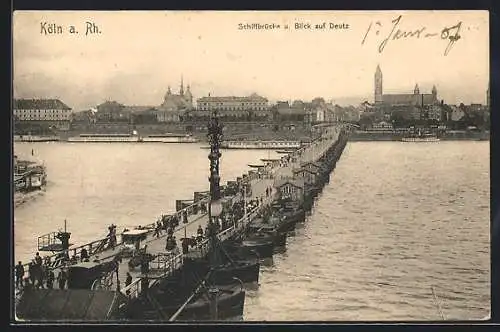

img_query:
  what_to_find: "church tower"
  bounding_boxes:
[180,75,184,96]
[432,85,437,102]
[374,65,383,104]
[164,86,172,103]
[185,84,193,108]
[413,84,420,95]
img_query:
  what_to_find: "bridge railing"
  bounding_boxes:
[16,195,212,280]
[121,251,185,299]
[15,195,213,286]
[126,199,271,298]
[121,275,142,298]
[17,235,124,279]
[91,271,115,291]
[14,140,297,290]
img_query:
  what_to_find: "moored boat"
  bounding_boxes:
[220,140,302,150]
[275,149,298,154]
[141,134,199,143]
[164,284,245,321]
[14,135,60,142]
[224,239,274,260]
[402,127,440,142]
[401,136,440,142]
[185,258,260,285]
[14,156,47,193]
[16,288,128,321]
[68,133,141,143]
[126,282,245,321]
[246,222,287,247]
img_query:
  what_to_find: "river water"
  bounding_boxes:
[13,141,490,321]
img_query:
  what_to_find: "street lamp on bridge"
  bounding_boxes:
[207,110,224,227]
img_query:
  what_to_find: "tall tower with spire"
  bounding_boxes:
[164,86,172,103]
[185,84,193,106]
[413,84,420,95]
[180,75,184,96]
[374,65,383,104]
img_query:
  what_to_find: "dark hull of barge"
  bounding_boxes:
[126,284,245,321]
[124,257,249,320]
[184,258,261,285]
[225,240,274,259]
[245,231,287,248]
[15,288,128,322]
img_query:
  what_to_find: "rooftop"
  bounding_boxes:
[13,98,72,110]
[197,93,268,102]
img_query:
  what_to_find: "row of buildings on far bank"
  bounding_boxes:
[367,65,490,130]
[13,69,491,133]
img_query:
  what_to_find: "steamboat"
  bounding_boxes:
[140,134,199,143]
[67,132,198,143]
[220,140,302,150]
[14,135,60,142]
[67,133,142,143]
[13,156,47,192]
[401,130,440,142]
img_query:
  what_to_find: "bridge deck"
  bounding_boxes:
[15,125,342,300]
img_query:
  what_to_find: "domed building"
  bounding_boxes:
[160,76,193,111]
[156,76,194,122]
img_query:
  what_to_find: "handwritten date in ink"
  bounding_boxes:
[361,15,462,56]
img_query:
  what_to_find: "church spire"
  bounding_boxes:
[180,75,184,96]
[414,84,420,95]
[432,85,437,98]
[374,64,383,104]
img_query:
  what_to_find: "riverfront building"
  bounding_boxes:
[13,98,72,130]
[374,65,439,106]
[196,93,269,111]
[160,77,194,112]
[155,77,194,123]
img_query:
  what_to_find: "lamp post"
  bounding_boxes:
[207,110,224,241]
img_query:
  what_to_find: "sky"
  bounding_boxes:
[13,11,489,110]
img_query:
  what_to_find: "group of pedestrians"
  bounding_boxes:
[153,214,181,238]
[15,252,69,291]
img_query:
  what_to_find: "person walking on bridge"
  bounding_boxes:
[125,272,132,287]
[34,252,42,266]
[46,270,55,289]
[15,261,24,289]
[28,262,35,286]
[57,269,67,289]
[197,225,204,241]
